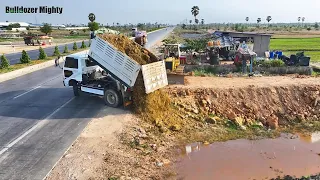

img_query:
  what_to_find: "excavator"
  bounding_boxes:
[163,44,185,74]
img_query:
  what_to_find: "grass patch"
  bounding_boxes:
[0,48,88,74]
[270,38,320,62]
[63,35,89,39]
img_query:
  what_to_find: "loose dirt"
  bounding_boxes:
[167,76,320,130]
[46,108,177,180]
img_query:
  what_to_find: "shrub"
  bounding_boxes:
[261,60,285,68]
[73,42,78,50]
[38,47,47,60]
[270,60,285,67]
[53,46,60,56]
[63,45,69,53]
[20,50,31,64]
[0,54,10,69]
[80,41,86,48]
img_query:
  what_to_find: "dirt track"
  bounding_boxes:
[170,75,320,89]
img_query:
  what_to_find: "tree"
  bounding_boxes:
[315,22,319,29]
[137,23,145,30]
[6,23,21,30]
[88,22,99,31]
[182,24,186,29]
[38,47,47,60]
[257,18,262,24]
[195,19,199,25]
[80,41,86,48]
[40,23,53,35]
[82,29,86,33]
[201,19,204,25]
[191,6,200,24]
[189,20,192,29]
[53,46,60,56]
[26,26,30,30]
[20,50,31,64]
[63,45,69,53]
[307,27,312,31]
[73,42,78,50]
[302,17,305,26]
[246,17,249,23]
[0,54,10,69]
[266,16,272,25]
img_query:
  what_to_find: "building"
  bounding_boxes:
[0,21,30,28]
[213,31,272,57]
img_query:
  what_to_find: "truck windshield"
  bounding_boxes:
[64,57,78,68]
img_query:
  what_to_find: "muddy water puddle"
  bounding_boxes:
[176,133,320,180]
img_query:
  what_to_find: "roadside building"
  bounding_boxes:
[213,31,272,57]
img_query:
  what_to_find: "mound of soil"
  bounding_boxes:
[98,34,158,65]
[167,85,320,129]
[98,34,180,127]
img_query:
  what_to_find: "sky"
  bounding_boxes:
[1,0,320,25]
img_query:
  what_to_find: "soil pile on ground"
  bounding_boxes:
[98,34,183,128]
[167,85,320,129]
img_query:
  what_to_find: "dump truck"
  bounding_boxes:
[63,35,168,108]
[23,36,40,46]
[134,30,148,47]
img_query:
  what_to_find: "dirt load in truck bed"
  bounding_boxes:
[98,34,181,128]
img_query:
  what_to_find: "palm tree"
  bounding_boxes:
[201,19,204,25]
[189,20,192,29]
[246,17,249,23]
[266,16,272,26]
[257,18,262,26]
[191,6,200,24]
[298,17,301,25]
[195,19,199,24]
[302,17,305,26]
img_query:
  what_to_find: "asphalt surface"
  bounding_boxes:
[5,41,90,65]
[5,27,174,65]
[0,27,174,180]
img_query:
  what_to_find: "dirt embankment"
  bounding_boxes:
[167,76,320,130]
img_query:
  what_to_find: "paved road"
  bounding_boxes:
[0,27,174,180]
[5,41,90,65]
[5,27,173,65]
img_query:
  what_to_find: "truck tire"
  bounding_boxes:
[73,85,80,97]
[104,89,121,108]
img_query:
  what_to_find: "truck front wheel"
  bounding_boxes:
[73,85,80,96]
[104,89,121,108]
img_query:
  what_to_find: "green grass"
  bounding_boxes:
[63,35,89,39]
[270,37,320,62]
[0,38,22,42]
[0,48,88,74]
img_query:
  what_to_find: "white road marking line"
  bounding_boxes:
[0,97,75,156]
[11,75,62,100]
[12,86,41,99]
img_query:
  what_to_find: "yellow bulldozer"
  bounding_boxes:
[164,44,185,74]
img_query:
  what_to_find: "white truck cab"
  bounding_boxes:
[63,53,131,108]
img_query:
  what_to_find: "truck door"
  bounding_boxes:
[63,57,82,87]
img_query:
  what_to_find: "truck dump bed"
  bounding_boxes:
[88,35,168,94]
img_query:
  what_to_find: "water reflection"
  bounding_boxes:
[177,132,320,180]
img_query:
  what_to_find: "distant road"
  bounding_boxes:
[5,27,172,65]
[5,41,90,65]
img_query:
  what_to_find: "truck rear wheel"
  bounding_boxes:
[104,89,121,108]
[73,85,80,96]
